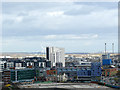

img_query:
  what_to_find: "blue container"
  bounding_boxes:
[102,59,112,65]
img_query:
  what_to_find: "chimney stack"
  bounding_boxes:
[112,43,114,54]
[105,43,106,55]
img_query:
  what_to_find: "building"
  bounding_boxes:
[57,62,102,82]
[6,62,14,69]
[35,68,50,81]
[2,57,51,69]
[65,56,91,67]
[91,62,102,77]
[91,62,102,82]
[24,57,51,68]
[77,67,91,81]
[102,59,112,65]
[57,67,80,81]
[46,47,65,67]
[0,61,6,72]
[102,55,108,60]
[46,70,57,82]
[3,68,35,84]
[57,73,68,82]
[102,68,118,77]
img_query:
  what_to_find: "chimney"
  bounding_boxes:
[112,43,114,54]
[105,43,106,55]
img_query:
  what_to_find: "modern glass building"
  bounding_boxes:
[4,68,35,83]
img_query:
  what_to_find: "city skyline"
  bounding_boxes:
[2,2,118,53]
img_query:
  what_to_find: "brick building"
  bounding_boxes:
[102,68,118,77]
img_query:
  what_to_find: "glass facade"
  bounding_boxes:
[10,69,35,82]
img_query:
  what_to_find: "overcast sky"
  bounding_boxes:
[2,2,118,53]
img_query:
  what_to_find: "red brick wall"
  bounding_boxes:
[46,70,57,75]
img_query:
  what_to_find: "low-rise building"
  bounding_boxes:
[0,61,6,72]
[57,73,68,82]
[46,70,57,82]
[3,68,35,84]
[57,62,102,81]
[2,57,51,69]
[102,68,118,77]
[57,67,79,81]
[91,62,102,77]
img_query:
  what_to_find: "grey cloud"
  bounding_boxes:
[2,2,67,14]
[74,2,118,9]
[17,12,28,16]
[64,5,95,16]
[2,2,117,37]
[2,2,118,52]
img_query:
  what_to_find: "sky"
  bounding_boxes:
[2,2,118,53]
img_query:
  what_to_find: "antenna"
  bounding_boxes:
[112,43,114,54]
[105,43,106,55]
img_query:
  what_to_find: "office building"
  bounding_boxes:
[46,47,65,67]
[3,68,35,84]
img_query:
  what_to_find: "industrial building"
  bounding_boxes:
[102,59,112,65]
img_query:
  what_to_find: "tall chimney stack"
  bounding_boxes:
[112,43,114,54]
[105,43,106,55]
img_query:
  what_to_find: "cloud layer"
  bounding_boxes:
[2,2,118,53]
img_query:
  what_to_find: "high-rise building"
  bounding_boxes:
[46,47,65,67]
